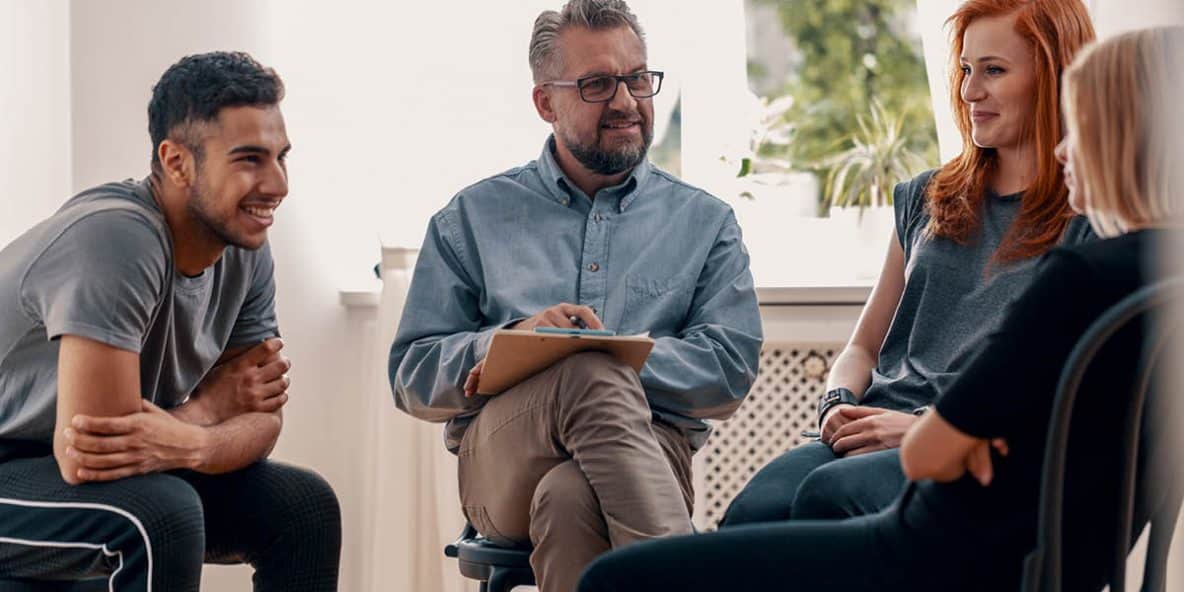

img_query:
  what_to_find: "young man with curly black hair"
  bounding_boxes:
[0,51,340,591]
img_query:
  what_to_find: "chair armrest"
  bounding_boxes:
[444,521,480,558]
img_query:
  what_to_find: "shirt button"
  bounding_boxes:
[588,263,600,272]
[593,212,602,223]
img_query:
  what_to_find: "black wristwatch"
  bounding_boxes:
[817,387,858,429]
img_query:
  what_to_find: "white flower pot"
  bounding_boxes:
[826,205,895,281]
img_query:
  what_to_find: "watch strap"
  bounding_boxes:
[817,387,858,429]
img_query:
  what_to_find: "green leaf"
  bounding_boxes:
[737,157,753,178]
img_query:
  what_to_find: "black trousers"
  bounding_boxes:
[577,483,1032,592]
[0,455,341,591]
[587,473,1165,592]
[720,441,907,526]
[578,489,970,592]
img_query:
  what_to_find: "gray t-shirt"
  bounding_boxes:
[0,179,279,458]
[860,170,1095,411]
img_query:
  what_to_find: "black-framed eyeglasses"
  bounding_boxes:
[541,71,664,103]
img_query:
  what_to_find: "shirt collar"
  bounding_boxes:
[537,135,651,213]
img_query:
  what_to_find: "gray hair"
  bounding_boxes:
[529,0,647,83]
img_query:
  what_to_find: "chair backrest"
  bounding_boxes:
[1023,278,1184,592]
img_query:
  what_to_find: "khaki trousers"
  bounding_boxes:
[458,352,694,592]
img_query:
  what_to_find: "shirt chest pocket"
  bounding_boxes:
[622,273,696,335]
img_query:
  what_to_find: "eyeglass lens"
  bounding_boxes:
[578,72,661,102]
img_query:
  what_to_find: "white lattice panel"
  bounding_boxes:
[692,344,839,530]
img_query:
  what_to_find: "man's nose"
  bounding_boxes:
[259,159,289,198]
[608,79,639,111]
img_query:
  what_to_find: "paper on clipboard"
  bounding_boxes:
[476,329,654,395]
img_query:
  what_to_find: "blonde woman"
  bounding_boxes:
[580,26,1183,592]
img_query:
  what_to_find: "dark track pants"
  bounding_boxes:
[0,455,341,591]
[720,441,906,526]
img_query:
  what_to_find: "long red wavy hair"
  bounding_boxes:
[926,0,1095,262]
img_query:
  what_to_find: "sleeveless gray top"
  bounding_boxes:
[860,170,1095,411]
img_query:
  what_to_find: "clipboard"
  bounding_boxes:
[476,329,654,395]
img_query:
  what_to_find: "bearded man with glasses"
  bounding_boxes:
[538,69,664,175]
[388,1,762,590]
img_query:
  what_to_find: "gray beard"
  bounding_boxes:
[562,129,652,176]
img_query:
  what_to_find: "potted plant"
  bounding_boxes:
[819,99,928,220]
[819,100,928,220]
[726,94,819,218]
[816,101,929,279]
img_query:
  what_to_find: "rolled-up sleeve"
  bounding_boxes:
[388,211,495,423]
[640,213,763,420]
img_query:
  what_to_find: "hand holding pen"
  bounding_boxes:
[510,303,604,331]
[474,303,605,397]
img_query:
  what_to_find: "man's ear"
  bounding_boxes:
[158,139,195,188]
[533,86,557,124]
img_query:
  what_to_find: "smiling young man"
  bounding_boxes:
[0,52,340,590]
[388,1,762,590]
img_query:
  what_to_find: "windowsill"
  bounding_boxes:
[340,236,876,309]
[756,283,871,305]
[339,282,871,309]
[339,278,382,308]
[340,288,382,308]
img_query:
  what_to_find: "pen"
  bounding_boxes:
[568,315,588,329]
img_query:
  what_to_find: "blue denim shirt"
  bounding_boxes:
[389,137,763,451]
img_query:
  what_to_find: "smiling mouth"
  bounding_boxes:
[241,204,279,226]
[602,121,640,130]
[243,205,275,217]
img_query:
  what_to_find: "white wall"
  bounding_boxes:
[0,0,71,247]
[1090,0,1184,37]
[916,0,962,164]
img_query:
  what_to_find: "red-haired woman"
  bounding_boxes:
[723,0,1097,527]
[581,22,1184,592]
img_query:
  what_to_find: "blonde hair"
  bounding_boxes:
[1062,26,1184,237]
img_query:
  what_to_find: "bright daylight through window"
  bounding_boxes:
[653,0,939,287]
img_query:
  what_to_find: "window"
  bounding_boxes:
[678,0,939,286]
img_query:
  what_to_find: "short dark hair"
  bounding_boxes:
[147,51,285,174]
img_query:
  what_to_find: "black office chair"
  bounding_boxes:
[1023,278,1184,592]
[444,521,535,592]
